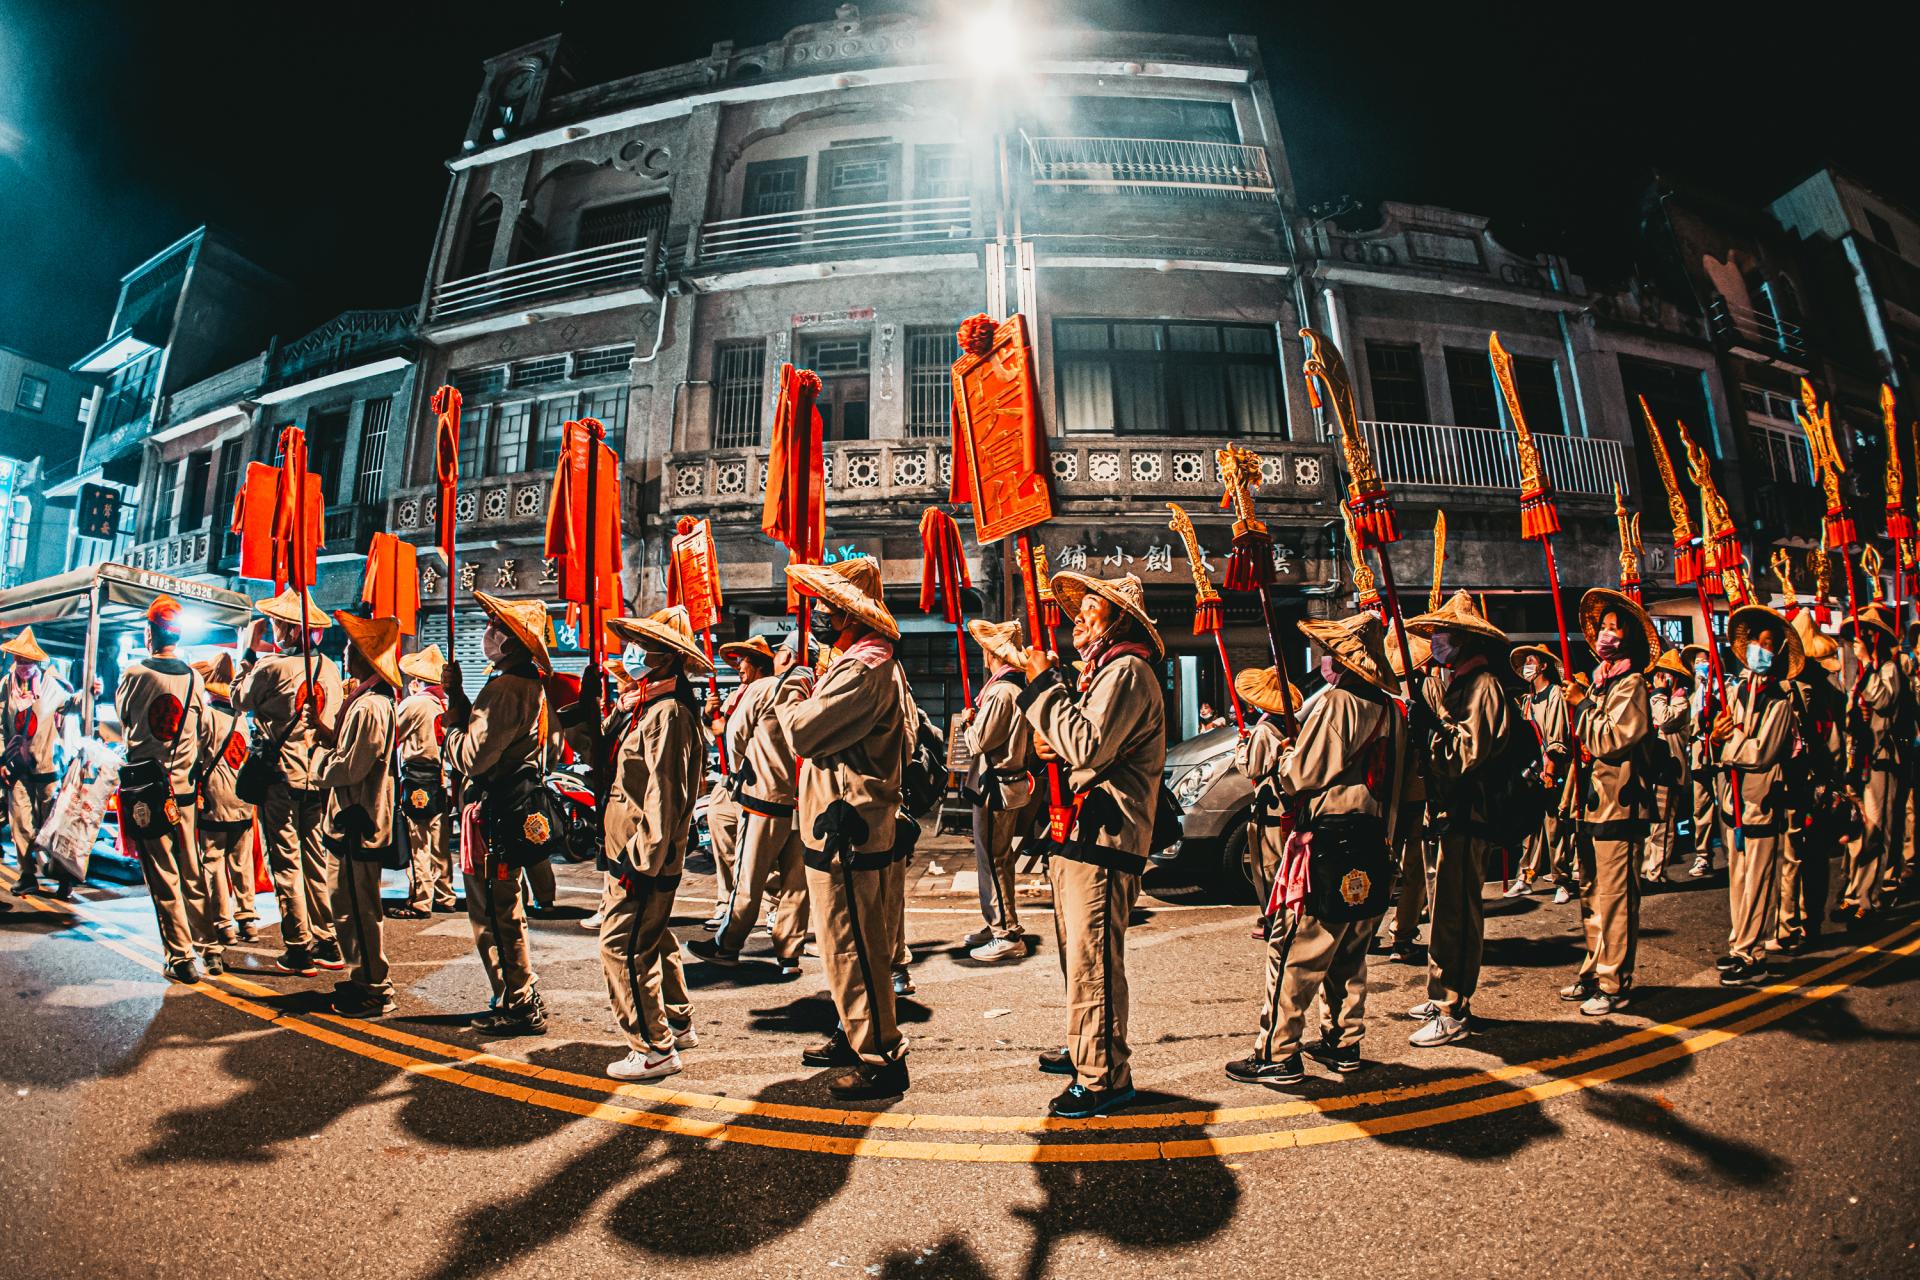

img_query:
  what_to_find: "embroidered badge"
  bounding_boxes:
[223,734,247,769]
[410,788,431,812]
[130,801,152,830]
[523,813,551,844]
[162,797,181,827]
[1339,868,1371,906]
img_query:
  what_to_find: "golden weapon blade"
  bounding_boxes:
[1341,501,1379,608]
[1430,510,1447,612]
[1769,547,1797,606]
[1166,502,1225,635]
[1615,484,1640,591]
[1862,542,1886,603]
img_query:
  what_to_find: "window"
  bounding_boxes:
[511,355,567,389]
[743,158,807,217]
[532,396,577,471]
[576,345,635,378]
[582,386,628,456]
[906,326,955,438]
[1743,385,1815,484]
[802,336,871,442]
[1513,355,1565,434]
[1865,208,1899,252]
[458,404,489,478]
[151,457,184,538]
[14,374,48,414]
[712,341,767,449]
[1364,342,1428,422]
[453,365,507,398]
[915,146,967,200]
[1067,96,1239,144]
[1443,348,1500,430]
[1054,320,1281,438]
[212,436,246,558]
[490,401,532,475]
[457,197,502,279]
[807,337,869,374]
[354,396,393,505]
[177,449,212,531]
[577,196,669,250]
[823,148,893,207]
[306,408,350,502]
[6,497,28,572]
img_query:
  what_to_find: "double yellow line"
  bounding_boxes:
[9,870,1917,1162]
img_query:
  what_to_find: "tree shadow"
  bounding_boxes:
[1582,1087,1786,1187]
[870,1235,997,1280]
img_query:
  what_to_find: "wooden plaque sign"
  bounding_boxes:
[953,314,1053,544]
[669,517,724,633]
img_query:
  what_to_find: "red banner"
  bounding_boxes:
[951,314,1052,545]
[667,517,725,634]
[543,419,623,621]
[361,532,420,636]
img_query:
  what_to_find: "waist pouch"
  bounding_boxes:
[480,766,565,869]
[1302,811,1391,924]
[399,758,447,820]
[119,759,182,839]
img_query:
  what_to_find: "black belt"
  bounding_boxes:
[739,793,795,819]
[613,868,683,895]
[802,845,894,873]
[197,815,253,834]
[1050,841,1148,877]
[1577,818,1650,841]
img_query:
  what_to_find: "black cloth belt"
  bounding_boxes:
[1050,841,1148,877]
[613,868,683,896]
[739,793,795,819]
[802,845,894,873]
[1737,820,1785,838]
[196,816,253,834]
[1577,818,1650,841]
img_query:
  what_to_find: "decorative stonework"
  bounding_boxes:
[1259,455,1285,488]
[845,453,880,488]
[398,498,420,529]
[455,492,478,523]
[674,465,704,496]
[1293,455,1322,487]
[1051,452,1078,483]
[513,485,543,518]
[1130,453,1164,484]
[1172,451,1204,484]
[938,449,952,488]
[716,460,748,495]
[892,451,927,488]
[483,488,509,519]
[1088,451,1121,484]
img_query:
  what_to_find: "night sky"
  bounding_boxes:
[1,0,1911,364]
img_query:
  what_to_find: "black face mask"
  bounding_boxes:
[809,609,842,644]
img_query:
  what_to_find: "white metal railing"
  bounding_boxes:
[1024,135,1275,196]
[698,196,974,261]
[428,235,658,322]
[1358,420,1628,497]
[1707,296,1808,359]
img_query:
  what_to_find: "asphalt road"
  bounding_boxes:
[2,840,1918,1280]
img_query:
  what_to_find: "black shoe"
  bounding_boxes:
[387,905,429,920]
[200,952,226,977]
[802,1031,860,1068]
[433,900,461,914]
[311,941,346,972]
[47,880,75,901]
[1048,1082,1139,1117]
[701,915,725,933]
[1225,1053,1305,1086]
[1038,1047,1074,1076]
[825,1059,910,1100]
[684,936,742,966]
[333,989,396,1018]
[1776,934,1807,955]
[218,924,240,947]
[775,957,803,978]
[1713,953,1743,973]
[1720,958,1767,987]
[471,999,547,1036]
[1304,1038,1364,1073]
[274,948,319,977]
[165,957,207,985]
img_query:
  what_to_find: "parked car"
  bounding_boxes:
[1155,724,1259,898]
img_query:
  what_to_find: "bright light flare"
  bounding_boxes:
[958,3,1021,78]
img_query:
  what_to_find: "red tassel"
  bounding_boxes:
[1621,573,1641,603]
[1888,509,1914,541]
[1347,491,1401,549]
[1673,541,1704,586]
[1519,486,1562,542]
[1224,531,1273,593]
[1042,599,1061,630]
[1193,598,1224,636]
[1826,513,1856,548]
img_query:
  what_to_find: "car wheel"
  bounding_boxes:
[1217,820,1261,904]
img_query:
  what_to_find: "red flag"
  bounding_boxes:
[543,418,622,628]
[431,385,461,564]
[918,507,971,623]
[667,516,725,634]
[950,314,1052,544]
[761,365,825,559]
[361,532,420,635]
[231,462,280,583]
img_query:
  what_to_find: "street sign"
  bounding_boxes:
[77,483,121,541]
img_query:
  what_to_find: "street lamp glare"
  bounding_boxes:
[960,6,1020,77]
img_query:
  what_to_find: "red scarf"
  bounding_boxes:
[1077,640,1154,693]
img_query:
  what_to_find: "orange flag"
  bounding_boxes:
[543,418,623,628]
[361,532,420,635]
[667,517,725,634]
[950,314,1051,544]
[760,365,825,560]
[231,462,281,584]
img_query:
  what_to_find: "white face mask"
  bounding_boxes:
[1521,660,1539,681]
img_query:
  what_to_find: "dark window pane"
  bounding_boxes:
[1365,341,1428,422]
[1444,347,1500,430]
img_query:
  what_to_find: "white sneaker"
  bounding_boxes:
[1552,885,1572,905]
[961,926,995,948]
[581,912,604,931]
[969,937,1021,963]
[670,1023,699,1051]
[1503,878,1535,899]
[1688,857,1711,879]
[1409,1014,1469,1048]
[1406,999,1443,1021]
[607,1048,682,1081]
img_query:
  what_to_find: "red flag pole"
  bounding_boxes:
[433,386,461,663]
[1214,631,1247,736]
[581,420,603,689]
[947,532,973,706]
[280,427,318,701]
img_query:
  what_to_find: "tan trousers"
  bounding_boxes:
[708,792,742,905]
[1845,768,1901,909]
[805,858,903,1066]
[8,776,55,879]
[522,859,556,909]
[261,782,334,948]
[466,852,536,1007]
[406,812,455,910]
[1777,818,1828,943]
[716,808,808,960]
[1518,809,1571,884]
[1425,828,1486,1017]
[885,852,912,970]
[1048,856,1139,1092]
[1256,910,1379,1060]
[1727,829,1780,964]
[331,853,392,997]
[971,804,1026,939]
[1384,805,1427,946]
[202,821,258,927]
[1644,784,1685,879]
[1576,833,1641,994]
[128,800,217,966]
[599,872,691,1052]
[1692,775,1725,866]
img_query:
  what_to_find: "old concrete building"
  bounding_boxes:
[0,343,94,588]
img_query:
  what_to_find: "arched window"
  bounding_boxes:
[456,197,502,280]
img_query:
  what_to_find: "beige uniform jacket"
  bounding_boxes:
[1716,678,1795,826]
[721,676,774,775]
[196,703,253,824]
[1523,683,1571,768]
[116,658,205,794]
[603,683,705,879]
[8,678,78,776]
[395,692,444,765]
[1649,689,1692,787]
[443,666,546,788]
[233,652,344,790]
[1277,685,1402,823]
[313,686,397,851]
[1421,661,1513,822]
[1857,658,1904,769]
[1574,667,1652,825]
[732,675,796,810]
[965,675,1034,808]
[1019,651,1167,865]
[1238,715,1289,819]
[777,644,906,857]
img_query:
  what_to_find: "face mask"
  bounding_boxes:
[1428,631,1457,667]
[809,609,842,643]
[481,627,508,663]
[1694,660,1710,679]
[1318,654,1340,686]
[1521,660,1539,681]
[1746,643,1775,674]
[1594,629,1624,660]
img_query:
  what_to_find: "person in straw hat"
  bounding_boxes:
[306,611,405,1017]
[1559,586,1657,1017]
[442,590,555,1036]
[393,644,458,917]
[1017,570,1167,1118]
[1403,590,1514,1047]
[694,635,775,932]
[953,618,1041,964]
[1642,648,1695,886]
[1232,662,1302,932]
[234,586,347,977]
[1776,611,1844,953]
[594,606,710,1081]
[190,653,259,944]
[1704,603,1804,988]
[1837,603,1905,921]
[1680,642,1724,879]
[1504,643,1574,903]
[3,626,89,897]
[1377,622,1433,962]
[114,596,217,983]
[686,632,810,975]
[772,555,912,1101]
[1226,612,1405,1086]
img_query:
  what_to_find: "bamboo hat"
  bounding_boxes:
[1509,643,1561,680]
[786,556,900,640]
[1406,590,1509,645]
[607,605,715,675]
[1728,603,1804,679]
[1,627,48,664]
[334,612,404,690]
[1841,603,1898,644]
[1299,611,1396,693]
[1579,587,1660,670]
[1649,648,1696,686]
[1050,570,1164,660]
[718,636,775,670]
[1792,610,1841,674]
[473,590,554,673]
[190,652,237,701]
[256,587,330,630]
[1233,666,1303,717]
[1386,622,1431,678]
[967,617,1027,669]
[400,643,448,686]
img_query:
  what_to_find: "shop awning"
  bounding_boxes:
[0,562,255,632]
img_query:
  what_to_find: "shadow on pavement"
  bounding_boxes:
[1582,1086,1786,1186]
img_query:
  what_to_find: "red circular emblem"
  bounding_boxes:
[293,682,327,717]
[223,733,247,769]
[12,709,34,739]
[148,695,186,741]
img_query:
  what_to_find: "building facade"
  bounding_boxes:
[0,343,94,588]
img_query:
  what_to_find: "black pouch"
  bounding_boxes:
[1303,812,1392,924]
[234,729,280,807]
[118,759,179,839]
[399,759,447,820]
[481,765,564,869]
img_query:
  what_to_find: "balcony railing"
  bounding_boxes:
[1024,135,1275,197]
[1706,296,1809,365]
[388,469,646,543]
[696,196,974,262]
[427,235,660,323]
[1358,420,1629,498]
[125,527,212,577]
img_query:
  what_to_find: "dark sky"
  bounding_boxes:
[2,0,1912,364]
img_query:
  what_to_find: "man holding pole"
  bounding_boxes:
[1838,604,1904,921]
[4,629,87,898]
[957,618,1036,964]
[1506,644,1573,901]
